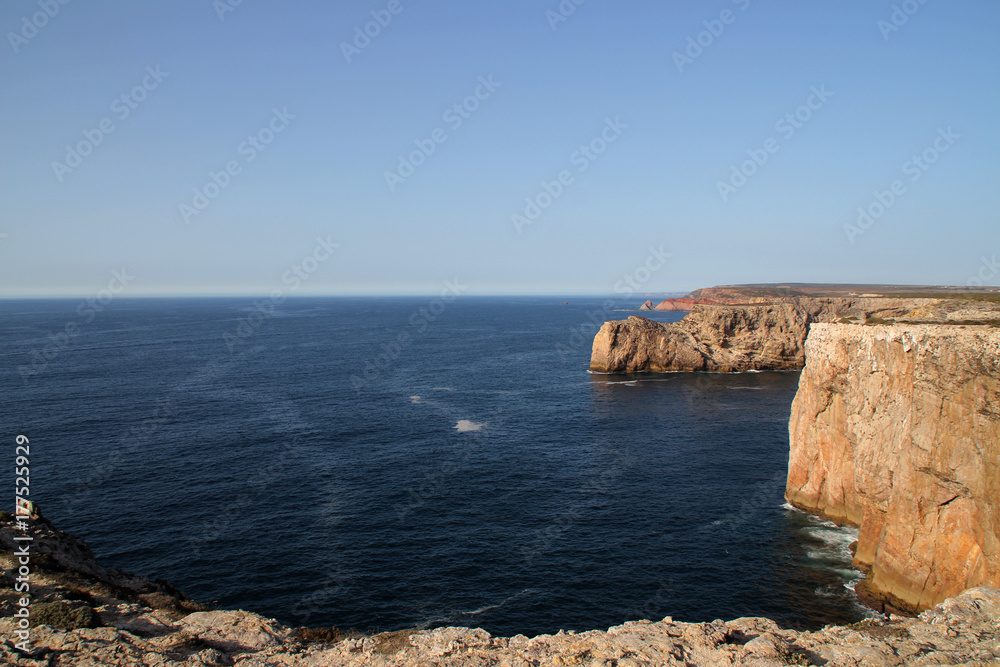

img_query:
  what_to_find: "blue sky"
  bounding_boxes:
[2,0,998,297]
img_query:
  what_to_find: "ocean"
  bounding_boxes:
[1,296,868,636]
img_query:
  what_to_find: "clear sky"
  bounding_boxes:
[2,0,998,297]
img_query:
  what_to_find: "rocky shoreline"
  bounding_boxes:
[2,507,999,666]
[4,284,999,665]
[591,285,1000,625]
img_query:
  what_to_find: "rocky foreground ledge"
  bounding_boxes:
[3,509,1000,666]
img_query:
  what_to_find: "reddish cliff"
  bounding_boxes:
[786,323,1000,613]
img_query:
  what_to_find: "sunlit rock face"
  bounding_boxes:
[786,323,1000,613]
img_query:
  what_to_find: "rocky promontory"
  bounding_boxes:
[592,284,1000,622]
[786,323,1000,615]
[590,296,937,373]
[3,508,999,665]
[591,285,1000,374]
[640,297,721,311]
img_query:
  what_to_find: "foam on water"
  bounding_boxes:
[454,419,485,432]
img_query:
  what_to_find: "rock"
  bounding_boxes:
[786,323,1000,613]
[0,564,998,665]
[639,299,654,310]
[0,505,200,611]
[589,294,995,373]
[178,610,290,652]
[30,601,100,630]
[652,297,720,311]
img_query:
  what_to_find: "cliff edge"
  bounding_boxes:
[590,297,936,373]
[786,323,1000,614]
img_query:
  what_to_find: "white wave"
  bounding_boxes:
[417,589,538,629]
[410,395,422,404]
[462,588,537,617]
[431,387,454,391]
[803,527,858,547]
[455,420,485,432]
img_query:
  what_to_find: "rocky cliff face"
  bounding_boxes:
[786,323,1000,614]
[2,507,999,666]
[3,491,1000,664]
[643,297,720,311]
[590,297,935,373]
[4,589,1000,666]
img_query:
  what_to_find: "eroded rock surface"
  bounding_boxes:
[3,510,999,665]
[591,295,1000,373]
[2,587,998,665]
[786,323,1000,614]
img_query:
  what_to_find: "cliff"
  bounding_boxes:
[2,509,999,665]
[651,297,721,311]
[590,297,935,373]
[786,323,1000,614]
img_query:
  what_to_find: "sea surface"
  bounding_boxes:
[0,297,869,635]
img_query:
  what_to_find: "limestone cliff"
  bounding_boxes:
[786,323,1000,614]
[650,297,721,311]
[590,297,934,373]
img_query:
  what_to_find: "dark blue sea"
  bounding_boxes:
[1,297,868,635]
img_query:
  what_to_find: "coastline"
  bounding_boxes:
[2,506,998,665]
[594,286,1000,619]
